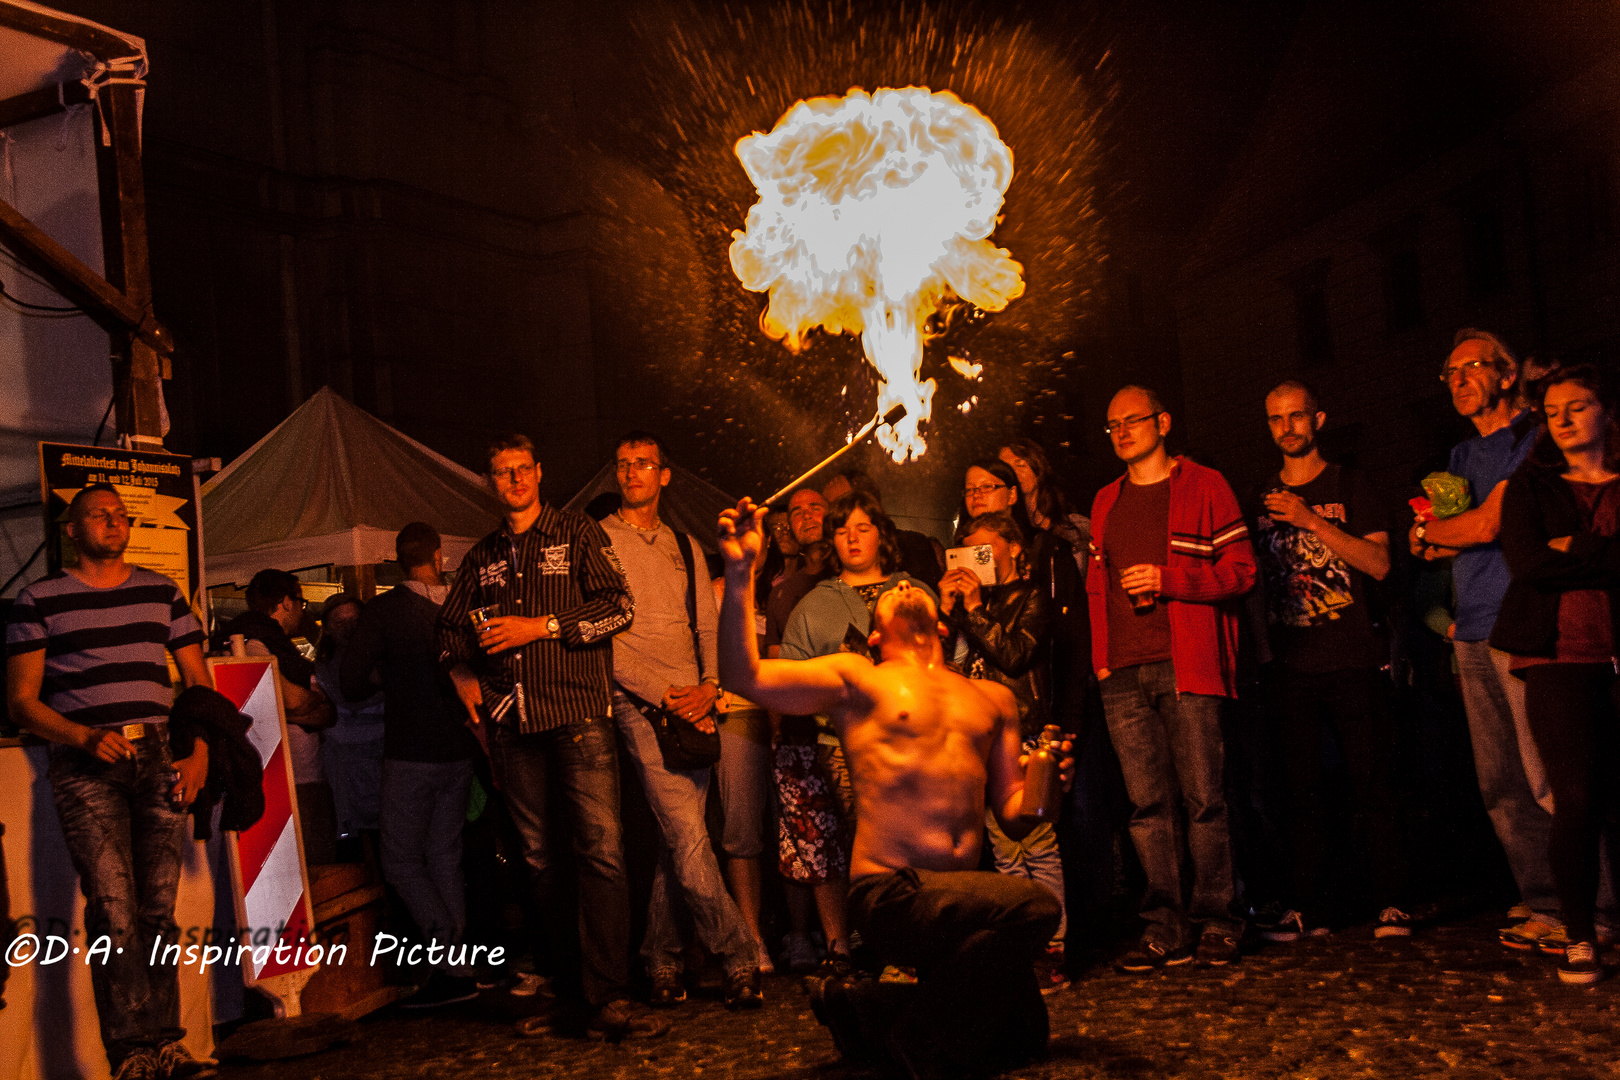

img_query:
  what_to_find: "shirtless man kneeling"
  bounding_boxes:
[718,499,1071,1079]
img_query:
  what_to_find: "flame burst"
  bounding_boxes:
[729,87,1025,461]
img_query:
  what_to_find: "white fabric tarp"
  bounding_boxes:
[566,460,736,554]
[202,387,500,585]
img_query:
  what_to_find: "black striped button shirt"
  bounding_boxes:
[438,504,634,734]
[5,567,204,728]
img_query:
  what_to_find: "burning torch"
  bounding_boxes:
[761,403,907,508]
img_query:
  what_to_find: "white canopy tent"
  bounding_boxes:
[202,387,500,586]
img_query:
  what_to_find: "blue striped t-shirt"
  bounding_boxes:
[6,566,204,728]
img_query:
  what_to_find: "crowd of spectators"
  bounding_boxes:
[9,325,1620,1079]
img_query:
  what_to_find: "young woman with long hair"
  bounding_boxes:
[1492,363,1620,984]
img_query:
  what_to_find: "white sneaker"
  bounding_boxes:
[1374,907,1414,938]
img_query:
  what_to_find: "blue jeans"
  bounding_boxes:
[380,757,473,969]
[1454,640,1559,922]
[985,812,1066,941]
[613,692,758,974]
[489,717,629,1007]
[1100,661,1241,948]
[48,736,189,1068]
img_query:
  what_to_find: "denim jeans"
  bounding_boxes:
[48,736,189,1068]
[1100,660,1241,948]
[716,705,769,859]
[613,692,757,974]
[985,812,1067,941]
[844,869,1059,1075]
[489,717,629,1007]
[1454,640,1559,921]
[380,757,473,969]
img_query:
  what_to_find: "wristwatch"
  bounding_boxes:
[545,615,560,638]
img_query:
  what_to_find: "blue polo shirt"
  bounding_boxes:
[1448,411,1537,642]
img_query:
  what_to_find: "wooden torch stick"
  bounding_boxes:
[762,404,908,508]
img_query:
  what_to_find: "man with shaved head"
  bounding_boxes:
[1088,385,1256,972]
[718,498,1071,1079]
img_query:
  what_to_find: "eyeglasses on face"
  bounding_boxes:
[1439,358,1493,383]
[489,462,536,483]
[963,483,1010,498]
[1104,412,1162,435]
[615,459,662,474]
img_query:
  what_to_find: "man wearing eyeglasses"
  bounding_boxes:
[1087,385,1255,972]
[7,484,216,1080]
[600,431,763,1010]
[438,433,655,1039]
[1412,329,1562,952]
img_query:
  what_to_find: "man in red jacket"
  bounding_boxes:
[1088,385,1256,972]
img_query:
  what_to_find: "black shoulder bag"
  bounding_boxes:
[642,531,722,771]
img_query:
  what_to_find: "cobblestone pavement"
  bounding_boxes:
[219,915,1620,1080]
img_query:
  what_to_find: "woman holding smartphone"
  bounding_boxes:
[1493,364,1620,985]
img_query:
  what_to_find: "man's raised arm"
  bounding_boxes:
[718,499,851,716]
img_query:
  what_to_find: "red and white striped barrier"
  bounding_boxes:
[208,655,319,1017]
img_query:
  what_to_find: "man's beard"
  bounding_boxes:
[1278,434,1316,459]
[888,592,937,635]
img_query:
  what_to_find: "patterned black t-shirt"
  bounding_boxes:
[1253,463,1388,672]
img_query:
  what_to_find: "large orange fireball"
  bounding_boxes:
[729,86,1025,461]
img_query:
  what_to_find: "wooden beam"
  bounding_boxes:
[0,195,171,354]
[0,4,140,61]
[0,80,91,131]
[92,77,166,446]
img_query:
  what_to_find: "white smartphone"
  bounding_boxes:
[945,544,997,585]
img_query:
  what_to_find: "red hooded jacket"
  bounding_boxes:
[1086,457,1256,698]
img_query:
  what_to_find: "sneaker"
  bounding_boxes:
[1499,917,1564,951]
[648,967,687,1007]
[1034,943,1071,993]
[1537,926,1574,957]
[401,972,481,1009]
[1114,941,1193,973]
[507,971,551,997]
[1559,941,1604,985]
[155,1043,217,1080]
[1262,910,1306,943]
[723,968,764,1009]
[780,931,820,975]
[1250,900,1288,935]
[113,1052,159,1080]
[1374,907,1414,939]
[587,998,672,1041]
[1507,902,1534,921]
[1196,931,1240,967]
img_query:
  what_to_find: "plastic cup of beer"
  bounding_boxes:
[1123,573,1156,613]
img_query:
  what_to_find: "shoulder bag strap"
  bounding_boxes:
[673,530,703,680]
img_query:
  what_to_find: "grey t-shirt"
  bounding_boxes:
[600,513,718,704]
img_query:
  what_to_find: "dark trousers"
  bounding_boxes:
[843,868,1060,1076]
[1268,666,1408,918]
[1521,664,1620,943]
[489,717,629,1007]
[48,738,188,1068]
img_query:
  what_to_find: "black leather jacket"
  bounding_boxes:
[951,579,1054,739]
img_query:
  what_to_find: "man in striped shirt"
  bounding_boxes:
[438,434,664,1040]
[5,484,215,1080]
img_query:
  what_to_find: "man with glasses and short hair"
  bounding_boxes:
[438,433,659,1039]
[600,431,763,1010]
[1411,329,1566,953]
[6,484,215,1080]
[1088,385,1255,972]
